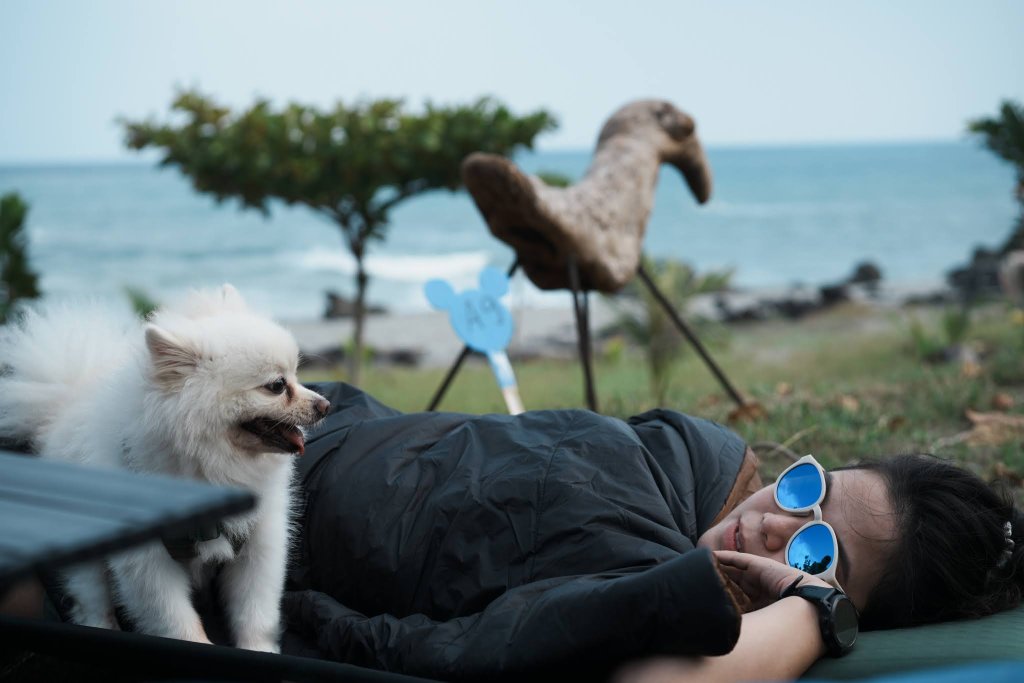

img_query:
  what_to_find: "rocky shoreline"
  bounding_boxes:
[287,276,960,371]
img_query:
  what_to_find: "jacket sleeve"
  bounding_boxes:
[627,410,751,540]
[283,548,741,681]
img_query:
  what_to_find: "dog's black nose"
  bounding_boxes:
[315,397,330,418]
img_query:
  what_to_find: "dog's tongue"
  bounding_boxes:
[282,426,305,455]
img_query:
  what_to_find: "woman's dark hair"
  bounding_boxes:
[844,454,1024,630]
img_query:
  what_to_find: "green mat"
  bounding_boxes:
[804,606,1024,680]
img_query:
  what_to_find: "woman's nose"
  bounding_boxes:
[761,512,807,552]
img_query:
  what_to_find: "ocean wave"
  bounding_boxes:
[296,247,491,282]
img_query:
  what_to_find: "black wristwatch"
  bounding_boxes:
[780,580,859,657]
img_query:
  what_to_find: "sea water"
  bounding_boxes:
[0,142,1016,320]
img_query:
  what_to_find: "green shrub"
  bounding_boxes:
[124,286,160,319]
[0,192,40,323]
[606,257,731,404]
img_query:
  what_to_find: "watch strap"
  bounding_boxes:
[780,581,858,657]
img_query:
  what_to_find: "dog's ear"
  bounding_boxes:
[144,324,198,389]
[219,284,248,310]
[178,285,248,319]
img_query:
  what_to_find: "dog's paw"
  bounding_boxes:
[196,535,236,564]
[170,619,213,645]
[236,637,280,653]
[70,606,119,631]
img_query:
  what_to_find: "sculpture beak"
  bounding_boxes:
[673,136,713,205]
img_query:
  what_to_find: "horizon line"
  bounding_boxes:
[0,136,976,169]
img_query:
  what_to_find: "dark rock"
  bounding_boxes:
[323,291,387,319]
[774,295,820,319]
[947,247,1002,300]
[714,294,770,322]
[299,345,422,369]
[902,289,956,307]
[381,349,423,366]
[714,288,823,322]
[819,284,850,307]
[848,261,883,285]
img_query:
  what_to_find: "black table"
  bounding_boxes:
[0,450,254,586]
[0,450,439,682]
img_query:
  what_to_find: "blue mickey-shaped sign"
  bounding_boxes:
[425,266,523,415]
[424,266,513,354]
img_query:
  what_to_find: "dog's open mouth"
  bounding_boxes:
[240,418,305,455]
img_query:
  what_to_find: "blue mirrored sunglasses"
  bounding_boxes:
[773,454,844,590]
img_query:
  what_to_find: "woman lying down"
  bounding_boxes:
[281,383,1024,682]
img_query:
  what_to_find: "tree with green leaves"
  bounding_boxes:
[969,99,1024,253]
[122,90,557,382]
[0,193,41,324]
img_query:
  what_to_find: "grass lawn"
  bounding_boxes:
[303,300,1024,493]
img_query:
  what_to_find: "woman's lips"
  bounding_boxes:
[724,520,739,552]
[723,520,744,552]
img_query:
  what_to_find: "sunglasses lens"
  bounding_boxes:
[776,463,823,510]
[787,523,837,576]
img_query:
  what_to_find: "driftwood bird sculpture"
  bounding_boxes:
[430,99,752,415]
[462,99,713,293]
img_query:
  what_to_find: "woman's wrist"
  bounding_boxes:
[797,575,834,590]
[776,572,833,603]
[778,592,829,658]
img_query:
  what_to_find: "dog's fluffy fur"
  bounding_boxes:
[0,285,328,651]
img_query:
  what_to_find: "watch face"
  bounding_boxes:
[833,598,859,648]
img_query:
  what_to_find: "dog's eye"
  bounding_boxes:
[264,378,287,395]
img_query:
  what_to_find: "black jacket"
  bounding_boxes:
[282,383,749,681]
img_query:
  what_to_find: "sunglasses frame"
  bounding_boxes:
[774,454,844,591]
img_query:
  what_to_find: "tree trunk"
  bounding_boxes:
[349,243,368,385]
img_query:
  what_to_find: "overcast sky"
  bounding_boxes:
[2,0,1022,163]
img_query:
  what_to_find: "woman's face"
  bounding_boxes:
[697,468,897,611]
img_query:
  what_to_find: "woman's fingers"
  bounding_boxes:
[713,550,829,606]
[714,551,774,608]
[716,559,761,593]
[713,549,768,570]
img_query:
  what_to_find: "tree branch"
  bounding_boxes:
[310,204,341,224]
[369,179,432,223]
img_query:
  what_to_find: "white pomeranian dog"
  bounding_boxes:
[0,285,329,652]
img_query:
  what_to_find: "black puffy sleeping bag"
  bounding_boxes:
[282,382,752,681]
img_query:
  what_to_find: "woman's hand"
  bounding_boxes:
[714,550,832,611]
[616,553,833,683]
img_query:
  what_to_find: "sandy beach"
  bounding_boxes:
[283,299,621,368]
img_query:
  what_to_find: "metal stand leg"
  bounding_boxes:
[426,346,471,412]
[567,255,599,412]
[636,263,747,409]
[427,260,520,412]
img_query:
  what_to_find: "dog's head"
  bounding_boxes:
[142,285,329,458]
